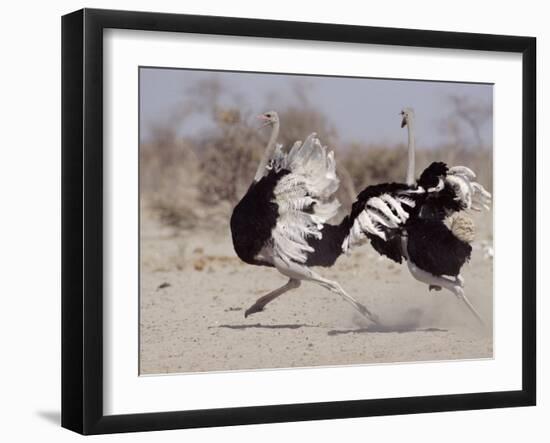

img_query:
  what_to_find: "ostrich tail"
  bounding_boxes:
[446,213,475,244]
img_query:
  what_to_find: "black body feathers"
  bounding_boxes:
[351,162,472,275]
[305,222,349,267]
[351,182,412,264]
[407,219,472,276]
[369,233,404,264]
[417,161,448,189]
[231,168,348,268]
[230,169,289,267]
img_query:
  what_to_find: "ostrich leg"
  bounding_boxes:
[272,257,380,324]
[310,274,381,324]
[406,261,484,324]
[401,236,484,324]
[452,285,484,324]
[401,234,485,325]
[244,278,301,318]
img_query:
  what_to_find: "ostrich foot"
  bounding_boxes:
[351,301,381,324]
[244,303,264,318]
[453,286,485,326]
[243,278,301,319]
[358,303,381,325]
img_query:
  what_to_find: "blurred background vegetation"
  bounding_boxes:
[140,74,492,232]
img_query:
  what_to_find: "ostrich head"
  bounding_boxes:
[253,110,281,181]
[400,107,415,128]
[258,110,279,128]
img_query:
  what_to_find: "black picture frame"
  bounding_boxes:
[62,8,536,435]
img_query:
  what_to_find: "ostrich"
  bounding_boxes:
[230,111,379,323]
[342,108,491,323]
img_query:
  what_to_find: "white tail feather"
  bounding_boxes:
[446,165,492,211]
[449,165,476,179]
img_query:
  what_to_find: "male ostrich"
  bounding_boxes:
[342,108,491,323]
[230,111,379,323]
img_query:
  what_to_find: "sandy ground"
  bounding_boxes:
[140,211,493,375]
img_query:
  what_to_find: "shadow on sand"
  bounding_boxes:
[217,323,318,330]
[217,322,446,334]
[328,325,447,335]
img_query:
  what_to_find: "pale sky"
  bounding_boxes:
[140,67,493,149]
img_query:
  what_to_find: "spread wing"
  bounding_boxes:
[269,133,340,266]
[341,163,492,256]
[341,183,416,254]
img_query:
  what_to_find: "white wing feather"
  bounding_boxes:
[445,165,491,211]
[342,193,413,253]
[368,197,402,226]
[270,134,340,265]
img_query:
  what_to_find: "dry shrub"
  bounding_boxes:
[341,143,408,191]
[196,109,264,206]
[140,126,201,229]
[194,106,357,215]
[140,80,493,233]
[277,106,339,149]
[341,142,492,194]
